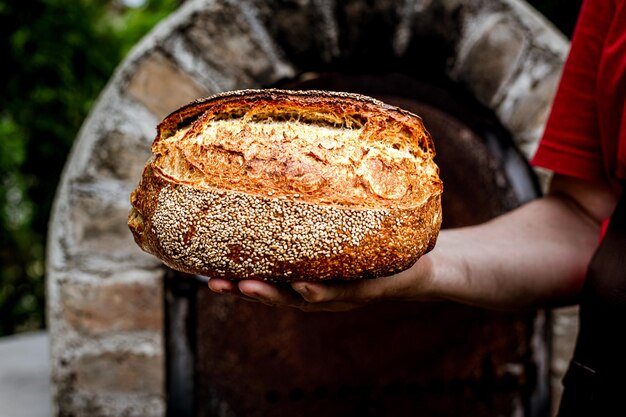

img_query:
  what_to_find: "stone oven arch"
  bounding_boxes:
[47,1,568,416]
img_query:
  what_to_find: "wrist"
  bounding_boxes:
[408,232,466,303]
[379,250,441,303]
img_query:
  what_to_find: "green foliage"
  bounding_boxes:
[0,0,177,336]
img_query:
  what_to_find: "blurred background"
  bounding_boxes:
[0,0,181,337]
[0,0,582,338]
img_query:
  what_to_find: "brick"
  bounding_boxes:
[73,350,164,395]
[87,130,151,182]
[55,392,165,417]
[255,0,333,63]
[127,53,208,119]
[69,193,135,256]
[184,1,291,86]
[456,16,527,104]
[502,63,561,140]
[60,279,163,336]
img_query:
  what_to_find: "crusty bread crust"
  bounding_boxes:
[128,89,442,281]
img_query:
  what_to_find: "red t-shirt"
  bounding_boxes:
[531,0,626,192]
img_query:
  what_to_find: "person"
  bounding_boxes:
[208,0,626,415]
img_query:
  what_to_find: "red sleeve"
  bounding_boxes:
[531,0,614,181]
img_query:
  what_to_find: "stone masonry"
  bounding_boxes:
[47,1,570,416]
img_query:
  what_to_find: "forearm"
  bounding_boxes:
[420,195,601,310]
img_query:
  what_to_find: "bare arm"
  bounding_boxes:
[208,174,618,311]
[421,174,616,309]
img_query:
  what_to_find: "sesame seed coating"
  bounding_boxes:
[151,184,405,280]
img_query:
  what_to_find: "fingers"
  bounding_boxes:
[209,279,311,309]
[207,278,262,303]
[238,280,307,308]
[291,268,423,306]
[207,268,415,312]
[207,278,237,294]
[207,278,362,311]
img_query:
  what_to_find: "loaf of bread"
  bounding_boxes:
[128,89,442,282]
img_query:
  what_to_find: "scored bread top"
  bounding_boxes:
[151,89,440,209]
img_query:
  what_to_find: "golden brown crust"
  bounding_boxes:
[128,89,442,282]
